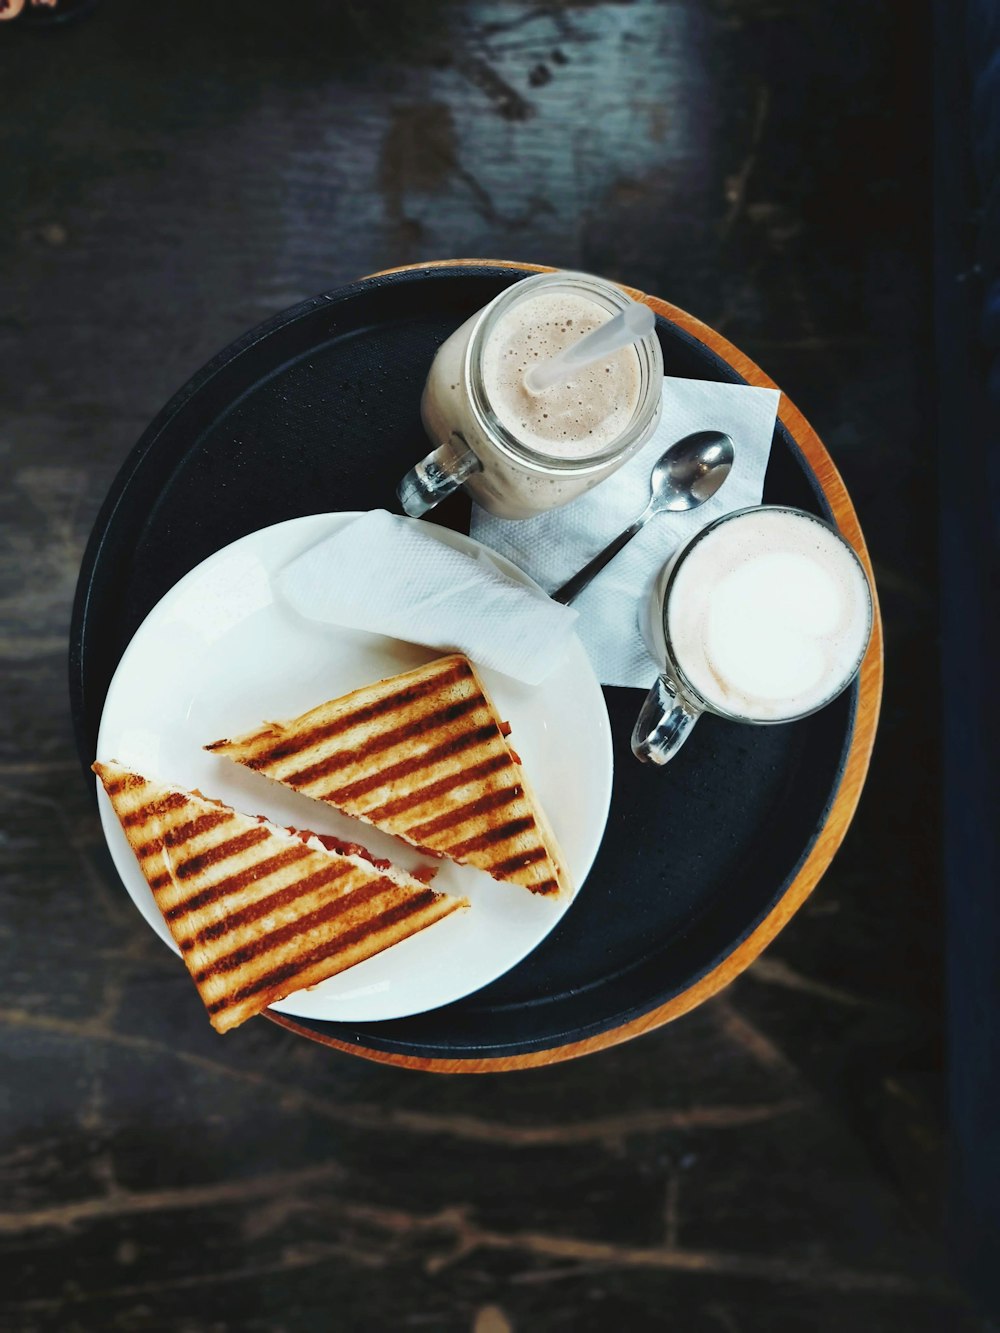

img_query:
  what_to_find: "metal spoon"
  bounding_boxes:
[551,430,735,605]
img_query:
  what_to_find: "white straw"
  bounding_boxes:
[524,302,655,394]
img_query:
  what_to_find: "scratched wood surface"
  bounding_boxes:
[0,1,976,1330]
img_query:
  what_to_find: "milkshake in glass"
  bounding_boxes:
[399,271,664,519]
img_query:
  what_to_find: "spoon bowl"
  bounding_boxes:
[552,430,735,604]
[653,429,734,511]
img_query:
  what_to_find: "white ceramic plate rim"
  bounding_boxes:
[95,513,614,1024]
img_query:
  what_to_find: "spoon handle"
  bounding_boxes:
[551,508,652,605]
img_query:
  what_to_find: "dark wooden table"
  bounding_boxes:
[0,2,981,1329]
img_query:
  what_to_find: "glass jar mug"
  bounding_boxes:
[398,271,664,520]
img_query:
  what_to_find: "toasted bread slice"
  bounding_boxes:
[94,761,466,1032]
[205,655,570,898]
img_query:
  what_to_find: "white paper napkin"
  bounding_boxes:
[276,509,579,686]
[471,376,781,688]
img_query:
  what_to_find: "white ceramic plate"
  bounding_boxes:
[95,513,613,1023]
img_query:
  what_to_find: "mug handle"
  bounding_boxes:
[397,431,482,517]
[631,674,701,764]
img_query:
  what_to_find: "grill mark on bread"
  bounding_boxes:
[95,767,137,797]
[282,697,485,787]
[531,878,561,896]
[177,860,354,948]
[173,826,272,880]
[408,786,523,842]
[135,810,233,859]
[192,878,394,981]
[165,843,310,919]
[317,724,501,805]
[121,791,188,827]
[231,660,474,766]
[364,752,510,821]
[489,846,550,876]
[445,816,536,860]
[205,890,440,1016]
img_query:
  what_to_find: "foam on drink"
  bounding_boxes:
[481,292,641,458]
[666,509,871,720]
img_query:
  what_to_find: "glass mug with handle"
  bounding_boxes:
[632,505,874,764]
[398,271,664,520]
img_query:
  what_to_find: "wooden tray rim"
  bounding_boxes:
[253,258,885,1072]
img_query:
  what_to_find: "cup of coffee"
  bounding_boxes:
[632,505,874,764]
[398,271,664,520]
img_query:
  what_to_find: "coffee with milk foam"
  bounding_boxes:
[666,509,871,721]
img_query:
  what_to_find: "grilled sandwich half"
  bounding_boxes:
[205,654,570,898]
[94,760,466,1032]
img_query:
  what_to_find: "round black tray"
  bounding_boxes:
[71,262,866,1065]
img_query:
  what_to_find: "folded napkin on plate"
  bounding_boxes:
[276,508,579,686]
[471,376,781,689]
